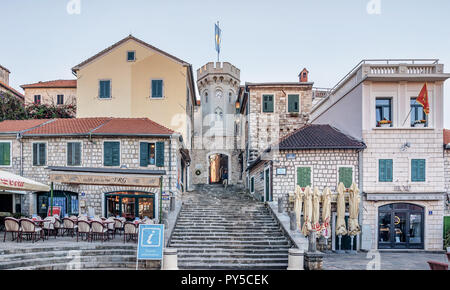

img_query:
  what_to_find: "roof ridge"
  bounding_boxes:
[89,118,114,134]
[0,81,25,99]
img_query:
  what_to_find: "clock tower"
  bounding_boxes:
[191,62,242,187]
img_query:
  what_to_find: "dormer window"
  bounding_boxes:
[127,51,136,62]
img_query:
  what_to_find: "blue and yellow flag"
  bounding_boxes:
[215,22,221,54]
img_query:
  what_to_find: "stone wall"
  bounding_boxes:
[0,135,183,218]
[445,149,450,215]
[247,86,312,162]
[248,160,268,202]
[23,87,77,106]
[272,149,360,211]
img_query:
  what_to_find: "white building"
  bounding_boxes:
[311,59,450,251]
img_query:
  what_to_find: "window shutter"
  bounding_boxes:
[379,159,393,182]
[39,143,46,166]
[419,160,425,181]
[104,142,112,166]
[67,143,73,165]
[140,142,149,167]
[0,143,4,165]
[111,142,120,166]
[339,167,353,188]
[379,160,385,182]
[297,167,311,188]
[267,95,274,112]
[156,142,165,167]
[33,143,38,166]
[74,143,81,165]
[412,159,425,182]
[386,159,393,182]
[288,95,299,113]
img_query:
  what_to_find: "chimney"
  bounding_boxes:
[299,68,309,83]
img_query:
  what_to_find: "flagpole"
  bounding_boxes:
[217,21,220,62]
[402,100,416,127]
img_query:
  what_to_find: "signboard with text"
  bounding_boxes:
[137,224,164,260]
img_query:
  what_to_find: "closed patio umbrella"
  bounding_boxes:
[348,182,361,236]
[301,186,312,237]
[336,182,347,236]
[294,185,304,231]
[321,187,332,238]
[0,170,50,192]
[312,186,322,235]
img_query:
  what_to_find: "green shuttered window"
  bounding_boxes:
[411,159,426,182]
[0,142,11,166]
[339,167,353,188]
[99,80,111,99]
[33,143,46,166]
[67,142,81,166]
[104,142,120,167]
[262,95,274,113]
[288,94,299,113]
[297,167,311,188]
[140,142,158,167]
[151,80,163,98]
[155,142,165,167]
[379,159,393,182]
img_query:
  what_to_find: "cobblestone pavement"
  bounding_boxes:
[323,251,448,270]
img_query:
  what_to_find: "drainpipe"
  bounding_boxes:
[17,133,23,176]
[358,149,364,251]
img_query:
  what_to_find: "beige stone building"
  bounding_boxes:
[445,129,450,217]
[21,80,77,106]
[0,118,189,221]
[311,59,450,251]
[0,64,24,101]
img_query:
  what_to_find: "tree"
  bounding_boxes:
[0,91,27,121]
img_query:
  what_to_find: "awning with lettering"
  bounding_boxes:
[0,170,50,192]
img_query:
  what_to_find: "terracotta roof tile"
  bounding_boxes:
[92,118,175,135]
[444,129,450,146]
[23,118,111,135]
[0,119,51,133]
[0,81,25,99]
[21,80,76,89]
[278,124,366,150]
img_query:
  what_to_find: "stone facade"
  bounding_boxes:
[246,84,313,163]
[23,87,77,106]
[445,149,450,215]
[0,65,10,85]
[0,135,184,219]
[190,62,243,187]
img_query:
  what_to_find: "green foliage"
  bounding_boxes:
[0,91,76,121]
[0,91,28,121]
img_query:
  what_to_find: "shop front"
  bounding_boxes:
[378,203,424,249]
[36,190,79,217]
[105,191,155,220]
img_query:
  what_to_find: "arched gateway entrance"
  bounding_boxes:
[378,203,424,249]
[208,153,229,185]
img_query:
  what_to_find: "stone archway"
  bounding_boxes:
[206,152,231,185]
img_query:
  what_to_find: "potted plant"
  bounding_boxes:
[378,119,392,128]
[413,119,427,128]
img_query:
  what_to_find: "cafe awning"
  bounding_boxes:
[0,170,50,192]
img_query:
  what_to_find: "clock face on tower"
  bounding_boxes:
[215,90,223,98]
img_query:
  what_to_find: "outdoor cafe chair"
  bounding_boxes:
[91,221,108,242]
[62,217,78,237]
[77,220,91,242]
[105,217,115,239]
[123,222,138,243]
[43,217,56,239]
[113,218,124,236]
[78,215,88,222]
[53,216,63,237]
[19,218,44,243]
[3,217,21,242]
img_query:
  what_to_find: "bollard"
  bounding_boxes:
[287,248,304,270]
[308,230,317,252]
[278,197,284,213]
[162,248,178,270]
[289,211,297,231]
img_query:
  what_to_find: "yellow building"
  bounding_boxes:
[72,35,197,148]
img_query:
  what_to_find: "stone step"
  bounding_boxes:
[178,257,288,264]
[174,248,290,254]
[0,244,136,255]
[171,232,285,238]
[0,254,138,270]
[10,261,144,270]
[178,262,288,270]
[170,240,288,246]
[0,249,136,263]
[169,243,291,250]
[178,253,288,259]
[170,236,287,242]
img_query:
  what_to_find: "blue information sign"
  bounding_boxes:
[137,224,164,260]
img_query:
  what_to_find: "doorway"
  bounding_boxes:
[264,167,272,202]
[208,153,229,184]
[378,203,424,249]
[36,191,79,217]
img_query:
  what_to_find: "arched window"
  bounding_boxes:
[204,91,208,103]
[214,107,223,121]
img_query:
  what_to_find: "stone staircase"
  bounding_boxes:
[0,244,157,270]
[169,184,292,270]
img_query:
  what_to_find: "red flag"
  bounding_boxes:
[416,83,430,115]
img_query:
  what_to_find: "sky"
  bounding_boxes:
[1,0,449,127]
